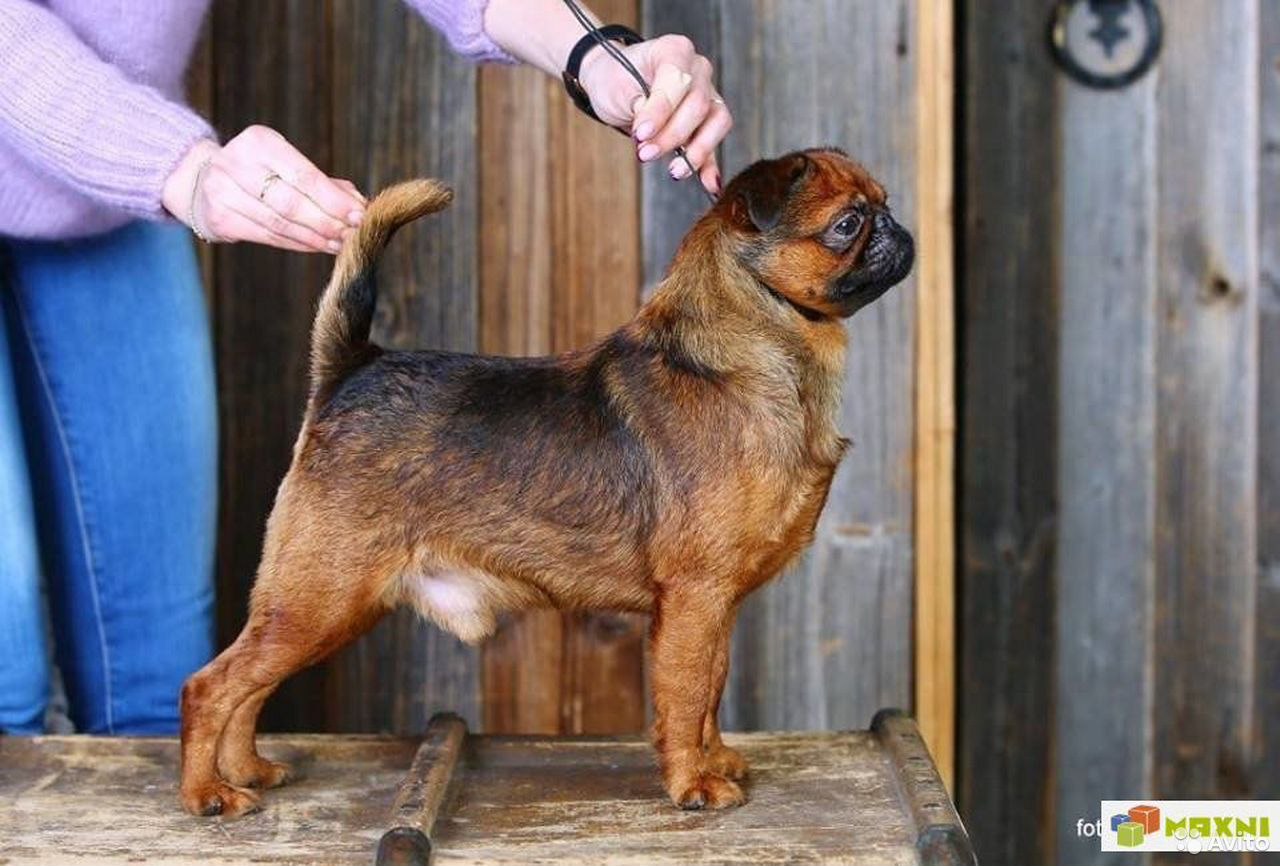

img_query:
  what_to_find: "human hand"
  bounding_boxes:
[162,126,366,253]
[577,34,732,195]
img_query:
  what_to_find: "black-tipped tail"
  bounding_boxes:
[309,179,453,400]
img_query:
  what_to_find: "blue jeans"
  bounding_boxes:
[0,221,216,734]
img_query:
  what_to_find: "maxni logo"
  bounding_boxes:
[1110,804,1271,849]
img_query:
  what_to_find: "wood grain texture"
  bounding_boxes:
[479,0,646,735]
[958,4,1059,865]
[324,0,482,734]
[206,0,336,732]
[1052,41,1158,866]
[640,1,720,298]
[0,726,967,866]
[0,735,422,866]
[1151,8,1259,857]
[912,0,956,793]
[477,64,565,735]
[702,0,918,733]
[1258,0,1280,805]
[546,0,647,733]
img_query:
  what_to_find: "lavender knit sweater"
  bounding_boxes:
[0,0,511,240]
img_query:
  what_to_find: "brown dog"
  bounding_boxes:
[178,147,913,817]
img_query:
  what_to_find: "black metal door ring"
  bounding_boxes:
[1050,0,1163,90]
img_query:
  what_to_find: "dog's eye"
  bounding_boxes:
[833,213,863,237]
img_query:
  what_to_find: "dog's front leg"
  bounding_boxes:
[650,587,745,810]
[702,608,748,781]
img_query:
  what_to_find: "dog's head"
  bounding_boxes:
[719,148,914,318]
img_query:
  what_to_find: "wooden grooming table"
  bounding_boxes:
[0,710,973,866]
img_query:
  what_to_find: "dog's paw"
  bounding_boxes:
[180,781,262,818]
[219,755,294,790]
[668,772,746,810]
[705,744,748,781]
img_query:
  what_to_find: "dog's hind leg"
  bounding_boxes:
[179,545,386,817]
[216,683,292,790]
[650,586,745,810]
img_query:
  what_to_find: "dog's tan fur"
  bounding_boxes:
[178,149,913,816]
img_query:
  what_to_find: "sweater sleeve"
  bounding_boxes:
[0,0,214,219]
[403,0,516,64]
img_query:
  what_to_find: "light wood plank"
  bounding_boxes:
[1052,39,1159,866]
[479,0,646,735]
[476,63,566,735]
[1151,0,1259,820]
[912,0,956,793]
[714,0,917,733]
[546,0,647,733]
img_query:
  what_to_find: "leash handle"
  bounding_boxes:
[559,0,716,204]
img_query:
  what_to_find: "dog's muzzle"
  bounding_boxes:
[833,212,915,314]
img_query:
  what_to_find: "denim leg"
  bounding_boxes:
[0,300,50,734]
[4,221,217,734]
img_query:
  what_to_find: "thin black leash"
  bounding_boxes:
[560,0,717,205]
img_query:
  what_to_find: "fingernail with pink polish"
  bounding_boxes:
[327,239,342,253]
[634,121,655,141]
[670,161,691,180]
[638,143,660,162]
[347,210,364,226]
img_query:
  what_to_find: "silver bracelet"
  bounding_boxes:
[189,155,216,243]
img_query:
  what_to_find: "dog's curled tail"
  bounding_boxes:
[310,178,453,398]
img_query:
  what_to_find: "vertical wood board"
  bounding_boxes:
[706,0,918,733]
[1151,3,1259,837]
[913,0,957,791]
[1256,0,1280,805]
[323,0,482,734]
[479,0,647,735]
[958,3,1060,865]
[207,0,337,732]
[1052,61,1158,866]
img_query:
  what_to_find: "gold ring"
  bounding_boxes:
[259,171,282,201]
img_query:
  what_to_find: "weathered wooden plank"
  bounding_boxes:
[713,0,917,733]
[1151,7,1260,855]
[479,0,647,735]
[546,0,647,733]
[207,0,336,732]
[435,729,940,865]
[0,726,968,866]
[0,735,421,866]
[1052,38,1159,866]
[478,67,553,360]
[324,0,481,733]
[1258,0,1280,804]
[640,0,720,298]
[958,3,1059,865]
[476,63,566,735]
[912,0,956,792]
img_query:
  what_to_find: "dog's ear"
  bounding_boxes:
[732,153,812,232]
